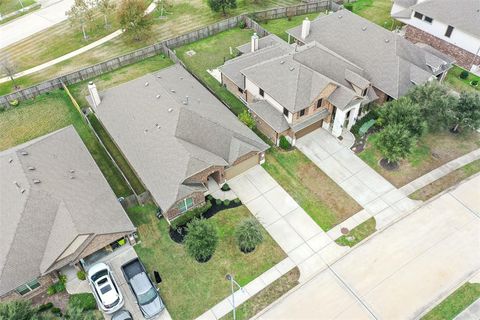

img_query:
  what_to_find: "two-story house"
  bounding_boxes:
[391,0,480,72]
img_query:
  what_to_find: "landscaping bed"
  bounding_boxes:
[263,147,362,231]
[127,203,286,320]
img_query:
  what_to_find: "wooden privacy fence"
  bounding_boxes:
[0,0,335,107]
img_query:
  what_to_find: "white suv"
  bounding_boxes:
[88,263,124,314]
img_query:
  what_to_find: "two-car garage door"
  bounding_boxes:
[225,153,259,180]
[295,120,323,139]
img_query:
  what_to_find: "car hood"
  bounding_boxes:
[140,296,164,318]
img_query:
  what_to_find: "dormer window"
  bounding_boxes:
[283,107,289,117]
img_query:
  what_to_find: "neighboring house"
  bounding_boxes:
[89,64,269,222]
[392,0,480,71]
[220,9,453,146]
[0,126,135,302]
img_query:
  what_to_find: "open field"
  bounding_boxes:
[263,148,362,231]
[359,131,480,187]
[128,204,286,320]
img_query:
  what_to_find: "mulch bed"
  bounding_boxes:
[169,199,242,243]
[379,158,399,171]
[31,289,70,312]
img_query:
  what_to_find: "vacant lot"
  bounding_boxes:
[0,91,132,197]
[129,204,286,320]
[263,148,362,231]
[359,131,480,187]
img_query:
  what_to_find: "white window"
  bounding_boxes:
[178,198,194,213]
[16,278,41,295]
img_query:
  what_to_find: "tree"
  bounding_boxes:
[450,91,480,132]
[96,0,115,28]
[117,0,152,41]
[238,109,255,129]
[184,219,218,262]
[0,55,17,89]
[207,0,237,15]
[378,97,427,138]
[66,0,95,40]
[408,82,456,132]
[235,218,263,253]
[0,300,41,320]
[376,124,416,165]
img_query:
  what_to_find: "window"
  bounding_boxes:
[424,16,433,23]
[316,98,323,109]
[283,107,289,117]
[299,109,305,117]
[238,87,244,94]
[16,278,41,295]
[445,25,454,37]
[259,88,264,97]
[413,11,423,19]
[178,197,194,213]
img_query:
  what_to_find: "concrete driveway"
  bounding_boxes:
[257,174,480,320]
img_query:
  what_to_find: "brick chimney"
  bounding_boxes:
[301,17,311,40]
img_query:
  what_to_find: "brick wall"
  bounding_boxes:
[0,274,55,303]
[405,25,477,69]
[184,165,225,185]
[222,74,247,101]
[292,83,337,124]
[166,191,206,221]
[251,111,278,143]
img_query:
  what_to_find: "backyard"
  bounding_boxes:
[128,203,287,320]
[259,12,321,41]
[359,131,480,187]
[263,148,362,231]
[347,0,402,29]
[445,65,480,93]
[0,91,132,197]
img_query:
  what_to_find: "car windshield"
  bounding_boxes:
[91,270,108,282]
[138,287,157,305]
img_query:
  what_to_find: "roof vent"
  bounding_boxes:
[13,181,20,188]
[338,14,343,19]
[289,66,295,71]
[33,179,41,184]
[8,158,13,163]
[20,151,28,156]
[70,176,75,179]
[156,75,162,79]
[20,188,26,193]
[156,94,161,99]
[180,77,184,80]
[144,129,149,133]
[385,39,390,43]
[362,26,367,31]
[280,60,285,64]
[155,123,160,129]
[168,108,173,113]
[28,166,35,171]
[171,89,176,93]
[145,82,149,87]
[70,169,75,173]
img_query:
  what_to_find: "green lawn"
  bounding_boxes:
[445,65,480,93]
[128,204,286,320]
[259,13,321,41]
[336,217,376,247]
[0,91,132,197]
[263,148,362,231]
[359,131,480,187]
[348,0,402,30]
[175,27,253,115]
[422,283,480,320]
[0,0,35,15]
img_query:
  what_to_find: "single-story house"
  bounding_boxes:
[89,64,269,222]
[0,126,136,301]
[220,9,453,146]
[391,0,480,71]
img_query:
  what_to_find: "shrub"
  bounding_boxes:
[237,20,246,29]
[58,274,67,284]
[235,218,264,253]
[47,285,56,296]
[459,70,469,79]
[184,219,218,262]
[215,198,222,206]
[206,194,214,201]
[51,307,62,317]
[37,302,54,313]
[279,136,292,150]
[223,199,230,206]
[77,270,86,281]
[68,293,97,311]
[471,80,479,86]
[234,198,241,204]
[351,109,378,136]
[238,109,256,129]
[8,99,18,107]
[170,201,212,230]
[221,183,230,191]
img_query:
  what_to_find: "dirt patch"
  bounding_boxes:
[31,289,70,312]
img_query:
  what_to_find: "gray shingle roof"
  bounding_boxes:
[249,100,290,133]
[287,9,453,98]
[94,64,268,212]
[0,126,135,296]
[409,0,480,38]
[236,34,288,54]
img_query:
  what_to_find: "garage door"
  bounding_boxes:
[295,120,323,139]
[225,154,259,180]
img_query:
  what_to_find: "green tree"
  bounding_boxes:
[95,0,115,28]
[184,219,218,262]
[0,300,41,320]
[117,0,152,41]
[235,218,263,253]
[376,124,416,165]
[207,0,236,15]
[378,97,427,138]
[451,91,480,132]
[408,82,456,132]
[238,109,255,129]
[66,0,94,40]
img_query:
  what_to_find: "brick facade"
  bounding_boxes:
[184,165,225,185]
[292,84,337,124]
[166,191,206,221]
[0,274,56,303]
[405,25,477,70]
[222,74,247,102]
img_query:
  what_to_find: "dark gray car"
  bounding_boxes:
[112,310,133,320]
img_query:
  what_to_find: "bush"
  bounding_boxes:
[471,80,478,86]
[279,136,291,150]
[237,20,246,29]
[215,198,222,206]
[206,194,214,201]
[235,218,264,253]
[238,109,256,129]
[77,270,86,281]
[37,302,54,313]
[8,99,18,107]
[47,285,56,296]
[234,198,241,204]
[170,201,212,230]
[51,307,62,317]
[184,219,218,262]
[351,109,379,136]
[221,183,230,191]
[223,199,230,206]
[460,70,469,79]
[68,293,97,311]
[58,274,67,284]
